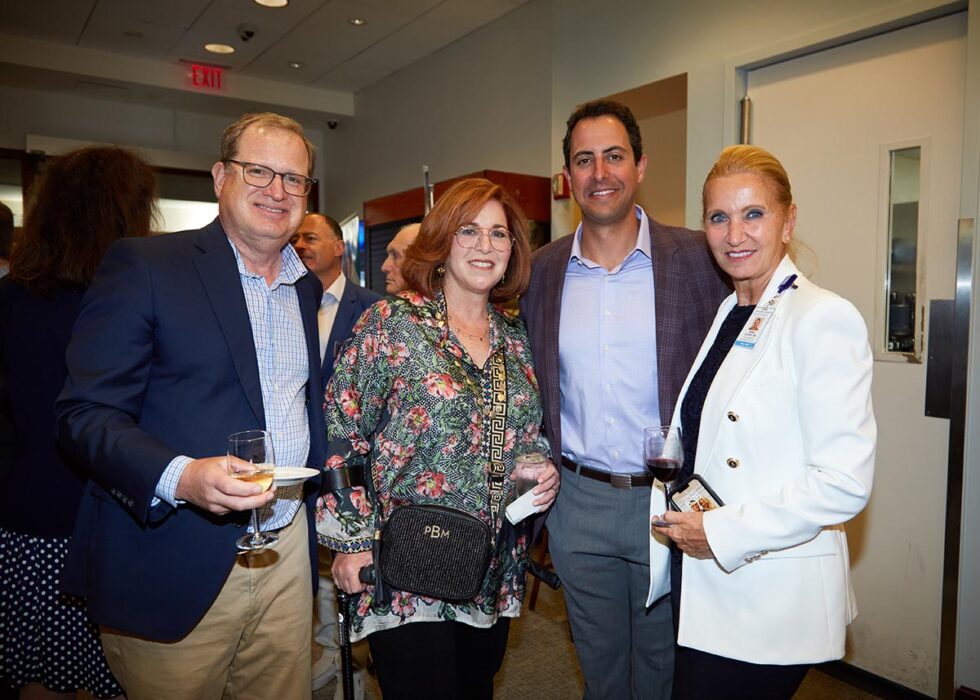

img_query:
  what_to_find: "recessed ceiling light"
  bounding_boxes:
[253,0,288,7]
[287,60,303,69]
[348,17,366,26]
[204,43,235,54]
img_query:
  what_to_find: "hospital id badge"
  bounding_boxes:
[734,306,774,349]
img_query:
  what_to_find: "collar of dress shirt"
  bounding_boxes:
[568,205,652,272]
[227,237,308,288]
[321,272,346,309]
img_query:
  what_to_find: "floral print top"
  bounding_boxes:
[315,291,543,641]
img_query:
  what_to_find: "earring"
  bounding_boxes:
[496,270,507,287]
[436,263,445,277]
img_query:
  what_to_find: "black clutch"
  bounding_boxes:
[375,504,493,603]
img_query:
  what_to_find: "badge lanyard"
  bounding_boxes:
[734,274,798,349]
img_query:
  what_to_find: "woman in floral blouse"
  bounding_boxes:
[317,178,558,698]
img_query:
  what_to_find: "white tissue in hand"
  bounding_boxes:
[505,489,545,524]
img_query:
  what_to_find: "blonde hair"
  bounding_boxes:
[703,144,814,272]
[702,144,792,217]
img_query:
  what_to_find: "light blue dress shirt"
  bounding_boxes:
[156,239,311,531]
[559,206,660,475]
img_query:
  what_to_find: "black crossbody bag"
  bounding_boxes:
[366,352,509,605]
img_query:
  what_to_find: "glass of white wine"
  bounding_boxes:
[227,429,277,551]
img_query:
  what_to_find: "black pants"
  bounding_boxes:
[368,619,511,699]
[670,550,809,700]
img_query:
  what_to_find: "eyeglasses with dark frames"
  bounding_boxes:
[224,159,316,197]
[454,225,513,252]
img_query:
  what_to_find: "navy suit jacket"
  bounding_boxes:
[521,218,730,469]
[56,219,327,642]
[321,279,380,391]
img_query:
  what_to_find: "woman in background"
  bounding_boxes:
[0,146,157,700]
[319,178,558,699]
[652,145,875,699]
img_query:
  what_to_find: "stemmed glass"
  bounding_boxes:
[227,429,277,551]
[643,426,684,499]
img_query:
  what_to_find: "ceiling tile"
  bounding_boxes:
[0,0,95,43]
[424,0,519,30]
[352,0,444,20]
[311,62,392,93]
[79,15,186,61]
[91,0,209,29]
[352,18,467,71]
[243,42,351,83]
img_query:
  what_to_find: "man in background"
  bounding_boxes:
[379,222,419,294]
[292,212,379,695]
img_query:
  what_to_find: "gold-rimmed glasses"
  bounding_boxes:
[454,225,513,252]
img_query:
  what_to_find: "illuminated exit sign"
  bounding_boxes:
[188,64,224,91]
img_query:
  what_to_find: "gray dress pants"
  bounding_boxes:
[547,468,673,700]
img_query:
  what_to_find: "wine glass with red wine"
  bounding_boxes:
[643,426,683,498]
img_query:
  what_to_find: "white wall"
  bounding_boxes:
[549,0,963,236]
[318,0,552,220]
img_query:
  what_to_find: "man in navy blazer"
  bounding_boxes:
[56,113,327,699]
[292,212,379,692]
[292,212,380,391]
[521,101,729,699]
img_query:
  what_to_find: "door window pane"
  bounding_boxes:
[885,147,921,358]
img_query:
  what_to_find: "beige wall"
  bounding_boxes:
[319,0,552,220]
[636,108,687,228]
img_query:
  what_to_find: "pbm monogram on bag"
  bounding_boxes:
[424,524,450,538]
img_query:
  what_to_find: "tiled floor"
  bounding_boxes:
[314,583,886,699]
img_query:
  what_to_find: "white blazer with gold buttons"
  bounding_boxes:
[646,255,876,665]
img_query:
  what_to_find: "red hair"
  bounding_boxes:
[400,178,532,303]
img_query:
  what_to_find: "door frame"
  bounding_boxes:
[720,1,980,697]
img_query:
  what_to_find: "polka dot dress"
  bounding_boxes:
[0,528,123,698]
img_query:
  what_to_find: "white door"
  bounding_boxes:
[746,13,966,696]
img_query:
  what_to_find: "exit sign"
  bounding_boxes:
[188,63,224,91]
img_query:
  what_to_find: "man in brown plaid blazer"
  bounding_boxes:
[521,101,729,699]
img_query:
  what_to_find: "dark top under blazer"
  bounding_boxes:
[322,279,381,391]
[520,219,730,468]
[0,279,89,537]
[55,218,327,642]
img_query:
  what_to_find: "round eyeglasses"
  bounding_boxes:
[454,225,513,252]
[224,159,316,197]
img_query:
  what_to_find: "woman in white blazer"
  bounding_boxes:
[650,145,876,699]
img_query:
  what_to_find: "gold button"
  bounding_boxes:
[727,411,739,422]
[726,457,740,469]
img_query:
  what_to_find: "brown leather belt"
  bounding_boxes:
[562,458,653,489]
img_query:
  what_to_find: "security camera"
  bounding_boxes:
[327,121,339,130]
[237,23,258,42]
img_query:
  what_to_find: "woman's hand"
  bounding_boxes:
[332,550,374,594]
[531,459,560,509]
[651,511,714,560]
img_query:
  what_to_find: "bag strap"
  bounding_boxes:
[486,351,508,536]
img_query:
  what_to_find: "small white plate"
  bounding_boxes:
[274,467,319,487]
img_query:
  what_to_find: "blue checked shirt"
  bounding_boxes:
[559,206,660,475]
[155,238,311,531]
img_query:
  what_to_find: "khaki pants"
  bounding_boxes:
[101,506,313,700]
